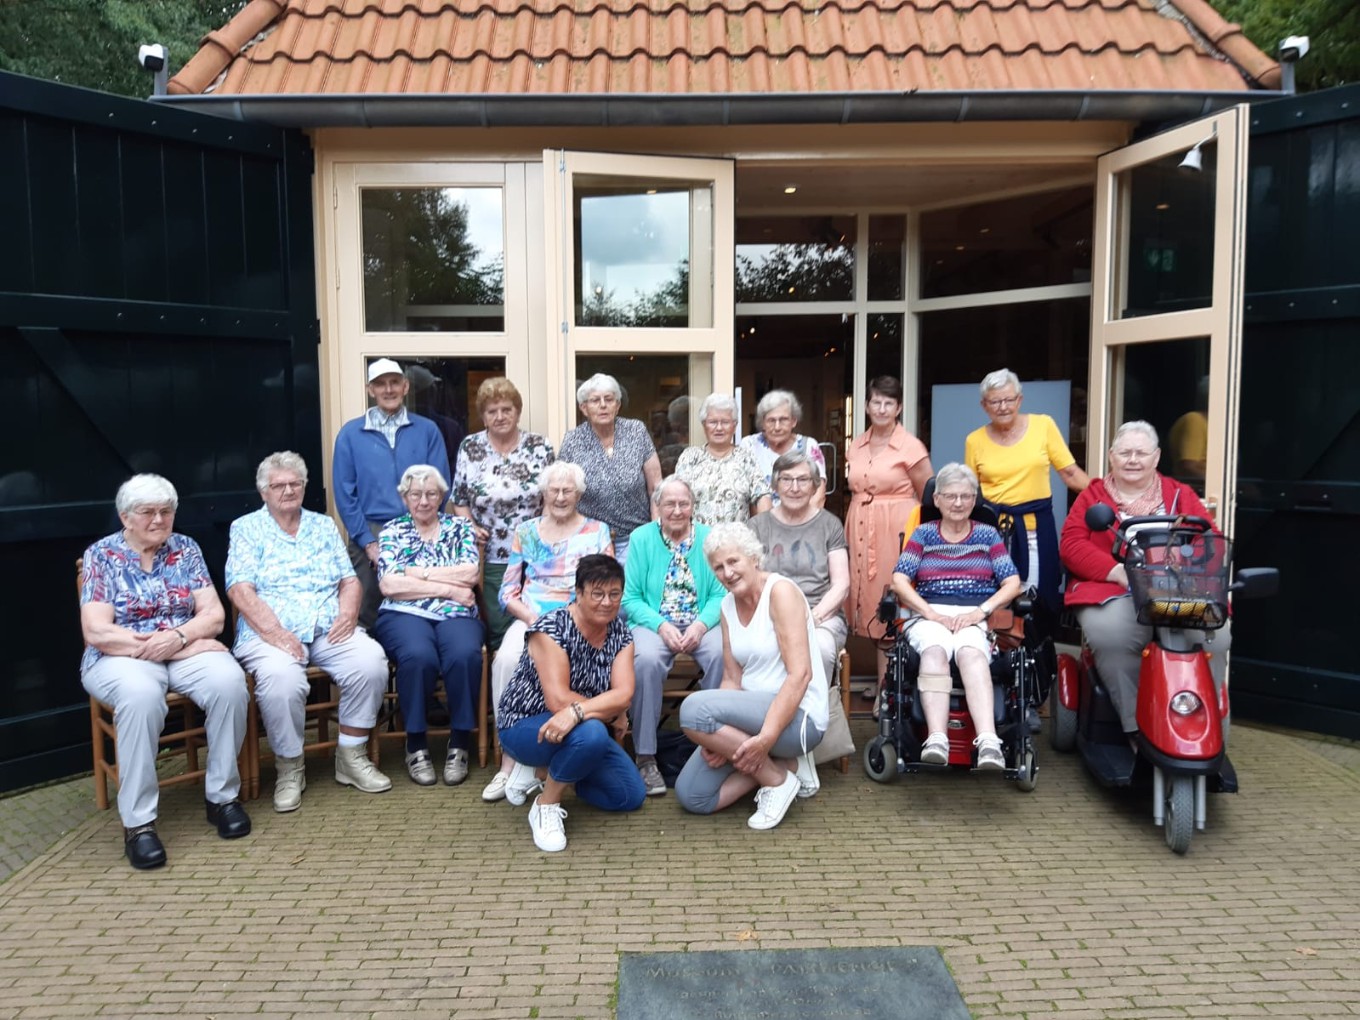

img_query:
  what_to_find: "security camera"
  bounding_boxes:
[138,44,167,73]
[1279,36,1310,62]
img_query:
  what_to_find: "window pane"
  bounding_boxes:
[868,216,906,300]
[736,216,855,303]
[367,355,506,458]
[575,180,710,328]
[1115,144,1216,318]
[574,354,708,475]
[361,189,505,333]
[920,188,1092,299]
[1118,338,1210,494]
[866,313,903,388]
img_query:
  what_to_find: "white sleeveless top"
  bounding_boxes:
[721,572,829,730]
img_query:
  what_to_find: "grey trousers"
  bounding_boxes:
[629,624,725,756]
[82,651,248,828]
[1077,596,1232,733]
[237,630,388,759]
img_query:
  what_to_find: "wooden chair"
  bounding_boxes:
[80,560,259,809]
[372,648,491,768]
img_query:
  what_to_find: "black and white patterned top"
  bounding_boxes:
[558,417,656,539]
[496,606,633,730]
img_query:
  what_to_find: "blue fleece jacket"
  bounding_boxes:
[332,412,449,547]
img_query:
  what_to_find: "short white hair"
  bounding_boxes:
[255,451,309,493]
[116,474,178,514]
[699,393,737,421]
[576,373,622,405]
[934,462,980,496]
[652,475,695,507]
[755,389,802,425]
[539,460,586,495]
[397,464,450,496]
[1111,420,1159,451]
[703,522,765,568]
[980,368,1022,398]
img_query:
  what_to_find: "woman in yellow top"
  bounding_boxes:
[964,369,1088,618]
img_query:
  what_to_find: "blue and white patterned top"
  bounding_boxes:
[377,512,481,621]
[496,607,633,730]
[79,531,214,674]
[225,506,355,648]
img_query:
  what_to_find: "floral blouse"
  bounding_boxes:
[376,513,481,621]
[498,517,614,617]
[452,430,556,564]
[741,433,828,506]
[674,445,771,524]
[657,530,700,627]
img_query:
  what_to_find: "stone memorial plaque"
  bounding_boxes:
[617,946,971,1019]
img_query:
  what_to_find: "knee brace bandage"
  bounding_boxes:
[917,671,953,694]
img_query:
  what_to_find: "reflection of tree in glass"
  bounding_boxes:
[736,243,853,303]
[579,261,690,328]
[363,190,503,327]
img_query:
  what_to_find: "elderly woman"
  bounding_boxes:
[621,477,727,795]
[373,464,484,788]
[741,389,828,509]
[496,555,646,852]
[452,377,556,654]
[558,373,662,565]
[891,463,1021,769]
[79,474,250,869]
[485,461,614,802]
[676,523,828,831]
[965,368,1088,617]
[1060,421,1231,739]
[674,393,771,524]
[845,376,933,691]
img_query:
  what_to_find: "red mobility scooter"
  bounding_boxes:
[1052,504,1278,853]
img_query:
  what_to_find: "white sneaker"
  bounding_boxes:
[794,751,820,799]
[443,748,470,786]
[504,760,543,806]
[974,734,1005,771]
[920,732,949,765]
[481,771,510,802]
[273,756,306,813]
[748,769,801,831]
[527,796,568,852]
[334,744,393,793]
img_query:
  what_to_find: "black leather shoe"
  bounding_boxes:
[124,823,167,870]
[205,799,252,839]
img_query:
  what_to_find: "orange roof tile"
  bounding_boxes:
[168,0,1280,99]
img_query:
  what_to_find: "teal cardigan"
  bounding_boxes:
[621,521,726,633]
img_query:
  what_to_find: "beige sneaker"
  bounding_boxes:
[273,755,306,813]
[334,744,392,793]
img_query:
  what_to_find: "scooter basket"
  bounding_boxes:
[1126,532,1231,629]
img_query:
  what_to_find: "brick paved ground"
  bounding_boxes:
[1,720,1357,1019]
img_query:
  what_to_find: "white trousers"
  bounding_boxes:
[82,651,248,828]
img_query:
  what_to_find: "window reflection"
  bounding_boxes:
[1117,146,1216,318]
[574,354,707,475]
[1120,338,1210,494]
[361,188,505,333]
[736,216,855,303]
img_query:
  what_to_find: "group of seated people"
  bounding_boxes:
[79,365,1208,866]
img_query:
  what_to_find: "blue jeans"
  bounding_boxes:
[498,714,646,812]
[373,611,483,736]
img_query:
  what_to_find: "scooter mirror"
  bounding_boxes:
[1085,503,1117,531]
[1232,567,1280,599]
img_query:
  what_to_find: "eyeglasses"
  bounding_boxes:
[937,491,976,504]
[704,419,735,429]
[584,588,623,605]
[408,490,444,502]
[867,399,898,412]
[984,396,1019,409]
[584,395,618,407]
[764,415,794,427]
[659,501,693,512]
[1112,448,1156,462]
[268,481,304,492]
[779,475,815,488]
[131,507,174,520]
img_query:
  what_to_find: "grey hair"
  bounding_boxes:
[980,368,1022,398]
[116,474,178,515]
[1111,420,1160,451]
[255,451,309,493]
[576,373,622,405]
[934,462,980,496]
[699,392,737,421]
[771,448,821,484]
[667,395,691,428]
[397,463,450,497]
[539,460,587,495]
[703,521,766,568]
[652,475,695,507]
[755,389,802,426]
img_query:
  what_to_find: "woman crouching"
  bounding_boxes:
[676,523,827,830]
[495,554,646,852]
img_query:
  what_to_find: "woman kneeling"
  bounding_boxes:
[677,523,827,830]
[496,555,645,852]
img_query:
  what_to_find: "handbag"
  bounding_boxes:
[812,684,856,764]
[988,606,1025,651]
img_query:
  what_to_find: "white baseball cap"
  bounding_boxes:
[366,358,403,383]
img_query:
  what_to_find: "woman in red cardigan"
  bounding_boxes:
[1059,420,1232,737]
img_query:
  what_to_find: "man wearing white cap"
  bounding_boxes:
[333,358,451,626]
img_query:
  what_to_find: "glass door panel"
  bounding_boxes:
[1116,338,1210,495]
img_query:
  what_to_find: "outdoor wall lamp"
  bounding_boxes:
[1178,124,1218,175]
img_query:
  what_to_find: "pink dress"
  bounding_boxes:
[845,424,930,638]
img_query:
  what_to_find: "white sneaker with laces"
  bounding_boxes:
[794,751,820,799]
[481,771,510,802]
[334,744,393,793]
[974,734,1005,771]
[748,769,801,831]
[504,759,543,806]
[527,796,568,852]
[443,748,469,786]
[920,731,949,765]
